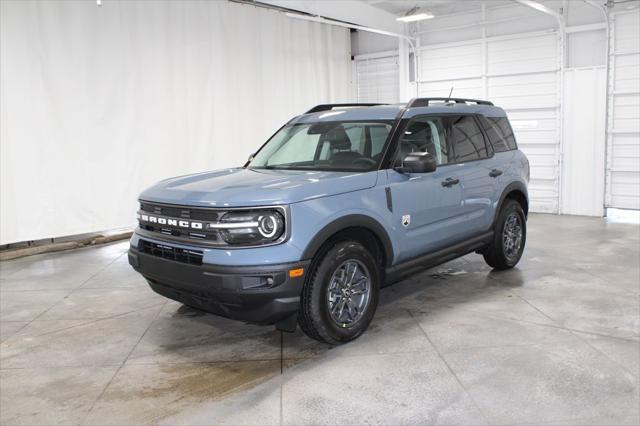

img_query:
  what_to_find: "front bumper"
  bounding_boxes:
[128,246,309,324]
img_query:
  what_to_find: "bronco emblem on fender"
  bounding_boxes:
[402,214,411,227]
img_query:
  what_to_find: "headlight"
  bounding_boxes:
[218,209,285,245]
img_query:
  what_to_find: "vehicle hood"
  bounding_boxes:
[139,168,378,207]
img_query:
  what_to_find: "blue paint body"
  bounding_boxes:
[131,103,529,268]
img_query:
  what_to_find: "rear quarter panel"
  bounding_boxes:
[492,149,530,216]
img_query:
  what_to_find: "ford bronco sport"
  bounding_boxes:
[129,97,529,344]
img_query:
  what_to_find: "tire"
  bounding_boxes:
[298,240,380,344]
[483,199,527,270]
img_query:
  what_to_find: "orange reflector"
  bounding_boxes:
[289,268,304,278]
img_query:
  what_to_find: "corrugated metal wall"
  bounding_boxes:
[606,10,640,210]
[488,33,561,213]
[354,51,400,103]
[416,32,561,213]
[352,5,639,215]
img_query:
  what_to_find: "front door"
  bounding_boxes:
[386,115,467,263]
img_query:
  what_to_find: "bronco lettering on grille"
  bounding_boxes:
[137,213,204,230]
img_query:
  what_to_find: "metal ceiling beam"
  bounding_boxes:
[513,0,562,22]
[583,0,609,14]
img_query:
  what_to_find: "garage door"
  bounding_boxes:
[417,32,561,213]
[606,11,640,210]
[354,51,399,103]
[487,33,561,214]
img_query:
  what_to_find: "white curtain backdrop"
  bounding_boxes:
[0,0,351,244]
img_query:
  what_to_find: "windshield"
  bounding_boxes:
[248,121,394,172]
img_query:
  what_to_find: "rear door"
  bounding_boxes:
[447,115,496,236]
[477,114,519,200]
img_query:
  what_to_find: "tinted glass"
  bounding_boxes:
[267,127,320,165]
[395,116,449,165]
[370,125,390,159]
[449,115,488,162]
[480,116,517,152]
[250,121,393,172]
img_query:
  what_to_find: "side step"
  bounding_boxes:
[384,231,493,285]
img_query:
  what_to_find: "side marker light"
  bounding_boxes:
[289,268,304,278]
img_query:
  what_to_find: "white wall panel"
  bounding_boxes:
[488,34,561,213]
[374,3,629,216]
[0,0,351,244]
[606,10,640,210]
[415,42,484,99]
[487,34,559,75]
[354,52,399,103]
[489,73,559,110]
[561,68,606,216]
[418,78,484,99]
[567,30,606,68]
[416,10,481,45]
[415,31,561,213]
[351,31,398,56]
[485,4,557,37]
[420,43,483,81]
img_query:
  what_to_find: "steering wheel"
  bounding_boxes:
[352,157,376,168]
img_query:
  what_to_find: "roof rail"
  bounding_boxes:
[305,103,388,114]
[407,97,494,108]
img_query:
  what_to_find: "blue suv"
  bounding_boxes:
[128,97,529,344]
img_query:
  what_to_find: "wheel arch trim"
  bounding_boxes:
[494,181,529,226]
[300,214,394,267]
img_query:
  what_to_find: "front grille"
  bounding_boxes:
[139,222,220,242]
[138,202,223,244]
[136,201,287,247]
[139,240,203,265]
[140,202,220,222]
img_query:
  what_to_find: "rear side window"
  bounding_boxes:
[448,115,488,162]
[480,116,517,152]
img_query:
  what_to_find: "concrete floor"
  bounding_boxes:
[0,213,638,425]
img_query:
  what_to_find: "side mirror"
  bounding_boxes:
[395,152,437,174]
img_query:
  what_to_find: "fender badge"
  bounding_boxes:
[402,215,411,227]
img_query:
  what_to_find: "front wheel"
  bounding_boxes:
[483,199,526,270]
[298,240,380,344]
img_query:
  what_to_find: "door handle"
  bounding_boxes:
[441,177,460,187]
[489,169,503,178]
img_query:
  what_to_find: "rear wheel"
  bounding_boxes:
[483,199,526,270]
[298,240,380,344]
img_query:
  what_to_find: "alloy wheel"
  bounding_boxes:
[502,212,523,261]
[326,260,371,327]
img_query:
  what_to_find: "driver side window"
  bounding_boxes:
[396,116,449,165]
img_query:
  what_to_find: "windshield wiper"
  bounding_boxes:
[259,165,295,170]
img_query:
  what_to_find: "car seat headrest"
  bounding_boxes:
[322,126,352,151]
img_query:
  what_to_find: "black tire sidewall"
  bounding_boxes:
[496,200,526,267]
[309,240,380,343]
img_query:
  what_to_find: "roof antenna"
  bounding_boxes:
[448,87,454,98]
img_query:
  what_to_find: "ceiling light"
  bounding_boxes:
[396,7,434,22]
[397,12,434,22]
